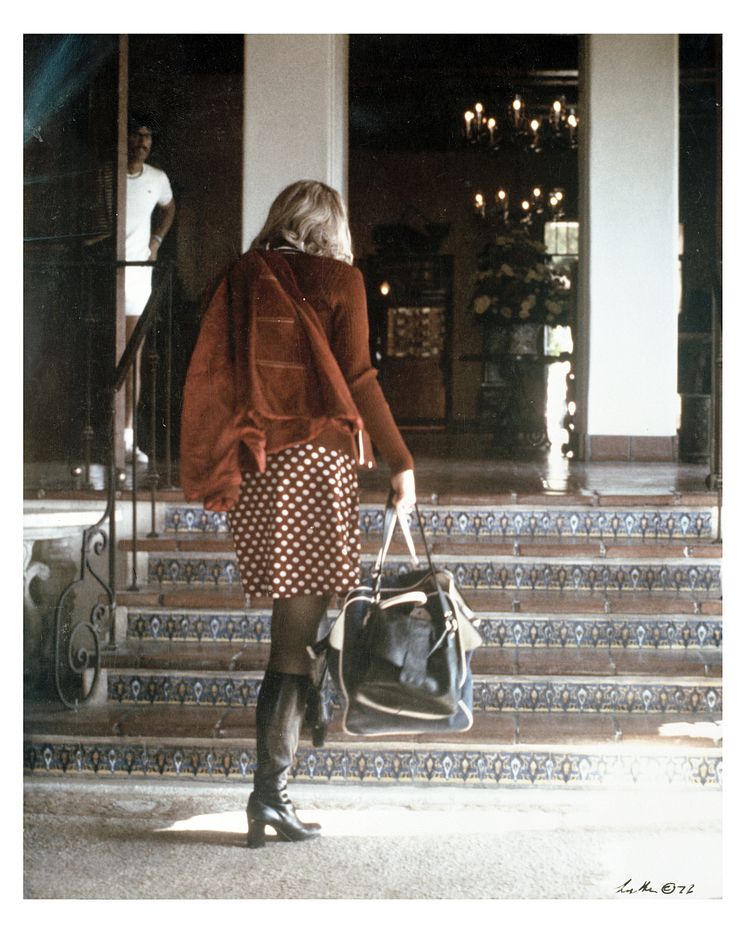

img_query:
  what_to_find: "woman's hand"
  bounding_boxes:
[390,468,416,513]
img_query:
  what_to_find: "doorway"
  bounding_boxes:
[347,35,581,461]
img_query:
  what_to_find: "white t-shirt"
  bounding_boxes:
[125,163,173,316]
[125,163,173,261]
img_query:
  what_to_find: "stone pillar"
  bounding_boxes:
[242,34,348,251]
[579,35,680,460]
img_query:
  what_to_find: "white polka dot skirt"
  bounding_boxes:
[228,443,361,598]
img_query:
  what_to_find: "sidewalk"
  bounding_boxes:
[23,777,721,900]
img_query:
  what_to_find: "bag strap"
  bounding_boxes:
[373,499,417,576]
[373,501,456,633]
[412,503,457,632]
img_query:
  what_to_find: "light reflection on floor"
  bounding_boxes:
[155,806,527,839]
[154,777,721,842]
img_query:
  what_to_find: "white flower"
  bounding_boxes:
[473,295,492,315]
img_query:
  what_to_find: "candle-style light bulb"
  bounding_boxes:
[533,187,542,198]
[549,98,564,129]
[510,95,525,130]
[464,110,475,141]
[530,119,540,132]
[495,188,509,223]
[567,113,578,128]
[521,200,530,211]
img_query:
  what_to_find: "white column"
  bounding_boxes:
[242,34,348,251]
[581,35,679,453]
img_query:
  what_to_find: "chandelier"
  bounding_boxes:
[474,185,566,226]
[464,95,578,151]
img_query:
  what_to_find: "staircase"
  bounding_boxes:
[24,469,722,789]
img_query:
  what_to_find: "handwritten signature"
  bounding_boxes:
[616,879,695,895]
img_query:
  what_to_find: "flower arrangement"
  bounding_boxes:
[471,227,571,325]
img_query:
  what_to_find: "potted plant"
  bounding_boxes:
[471,227,571,355]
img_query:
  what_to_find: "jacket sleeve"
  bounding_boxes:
[179,275,250,511]
[329,265,414,474]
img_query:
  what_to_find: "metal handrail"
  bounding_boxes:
[51,257,174,706]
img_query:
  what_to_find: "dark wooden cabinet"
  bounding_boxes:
[362,254,453,429]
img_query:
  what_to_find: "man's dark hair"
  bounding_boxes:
[127,112,159,135]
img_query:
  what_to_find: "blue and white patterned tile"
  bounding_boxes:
[105,670,720,715]
[127,609,721,650]
[128,611,273,643]
[147,554,721,593]
[361,506,716,542]
[163,507,231,535]
[473,681,721,715]
[366,558,722,594]
[477,616,722,650]
[149,556,241,586]
[107,672,262,707]
[24,741,722,787]
[163,504,716,541]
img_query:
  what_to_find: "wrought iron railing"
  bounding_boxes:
[50,258,175,707]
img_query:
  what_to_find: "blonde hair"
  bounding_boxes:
[251,180,353,265]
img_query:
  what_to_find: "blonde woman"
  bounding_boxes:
[180,180,415,847]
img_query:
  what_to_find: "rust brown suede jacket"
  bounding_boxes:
[180,248,413,511]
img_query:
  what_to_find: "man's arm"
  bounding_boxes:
[149,198,176,259]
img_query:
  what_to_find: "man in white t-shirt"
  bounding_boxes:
[124,114,176,462]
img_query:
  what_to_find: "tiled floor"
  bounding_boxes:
[24,448,716,502]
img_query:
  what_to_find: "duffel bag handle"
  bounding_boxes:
[372,496,416,578]
[373,501,456,632]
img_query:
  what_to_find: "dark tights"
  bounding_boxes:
[267,595,332,676]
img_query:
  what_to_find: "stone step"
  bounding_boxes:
[125,606,722,650]
[105,641,722,678]
[23,703,722,787]
[161,503,717,542]
[140,552,721,594]
[100,666,721,715]
[23,701,722,747]
[118,587,722,617]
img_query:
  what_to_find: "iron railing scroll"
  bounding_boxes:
[53,259,174,707]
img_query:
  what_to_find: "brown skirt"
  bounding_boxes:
[228,442,361,598]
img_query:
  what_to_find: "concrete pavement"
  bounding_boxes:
[23,777,721,902]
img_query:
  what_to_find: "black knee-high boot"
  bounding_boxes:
[247,670,322,848]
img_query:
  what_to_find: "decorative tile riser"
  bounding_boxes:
[147,555,721,594]
[163,505,715,542]
[127,610,723,650]
[24,741,722,787]
[105,672,722,715]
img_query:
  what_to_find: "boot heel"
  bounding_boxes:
[247,819,266,849]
